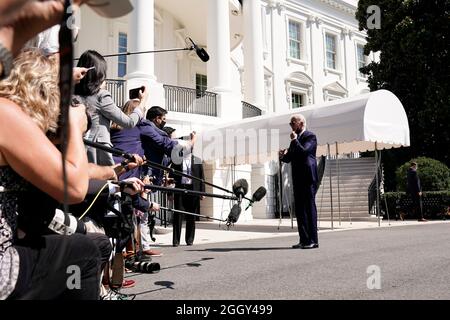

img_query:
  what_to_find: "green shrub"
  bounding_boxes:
[382,191,450,220]
[396,157,450,191]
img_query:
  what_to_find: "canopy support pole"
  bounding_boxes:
[336,142,341,226]
[327,144,334,230]
[375,142,381,227]
[278,160,283,230]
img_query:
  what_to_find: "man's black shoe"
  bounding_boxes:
[292,243,302,249]
[300,243,319,249]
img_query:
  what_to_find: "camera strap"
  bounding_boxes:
[58,0,74,216]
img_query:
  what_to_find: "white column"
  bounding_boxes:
[126,0,164,111]
[243,0,265,111]
[127,0,155,80]
[206,0,241,122]
[270,1,286,113]
[309,15,324,103]
[207,0,231,92]
[204,1,243,218]
[344,30,357,96]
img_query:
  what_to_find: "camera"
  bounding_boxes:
[125,256,160,273]
[72,96,92,132]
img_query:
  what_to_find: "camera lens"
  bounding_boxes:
[125,259,160,273]
[139,262,160,273]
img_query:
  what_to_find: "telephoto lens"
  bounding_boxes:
[125,258,160,273]
[136,261,161,273]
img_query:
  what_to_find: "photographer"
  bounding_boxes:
[0,49,101,299]
[74,50,147,166]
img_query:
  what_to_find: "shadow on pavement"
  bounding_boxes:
[189,246,295,252]
[131,281,176,297]
[196,222,333,233]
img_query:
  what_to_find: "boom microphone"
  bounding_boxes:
[188,37,210,62]
[245,186,267,210]
[226,203,242,225]
[232,179,249,201]
[253,186,267,202]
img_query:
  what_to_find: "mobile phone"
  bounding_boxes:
[129,86,145,100]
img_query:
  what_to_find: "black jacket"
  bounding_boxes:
[171,155,205,193]
[281,130,318,187]
[406,167,421,195]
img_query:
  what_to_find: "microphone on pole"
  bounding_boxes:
[226,203,242,225]
[245,186,267,210]
[232,179,249,202]
[188,37,210,62]
[226,179,248,226]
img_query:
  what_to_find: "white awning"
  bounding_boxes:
[194,90,410,164]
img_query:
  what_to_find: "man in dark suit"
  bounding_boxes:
[142,106,196,185]
[279,114,319,249]
[407,162,426,222]
[171,148,205,246]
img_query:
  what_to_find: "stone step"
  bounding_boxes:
[320,180,372,184]
[324,164,376,169]
[323,175,375,180]
[317,192,368,197]
[317,207,368,212]
[324,162,377,168]
[318,194,370,200]
[323,173,375,178]
[317,199,368,205]
[318,215,380,222]
[320,180,373,186]
[318,210,370,214]
[317,199,367,204]
[324,167,375,175]
[326,158,375,162]
[319,187,371,193]
[325,160,376,165]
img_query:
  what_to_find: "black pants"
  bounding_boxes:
[294,183,318,246]
[86,232,112,272]
[173,184,199,246]
[10,233,106,300]
[410,194,424,219]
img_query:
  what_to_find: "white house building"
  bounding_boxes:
[74,0,375,221]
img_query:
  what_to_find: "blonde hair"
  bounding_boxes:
[111,99,140,130]
[0,49,60,134]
